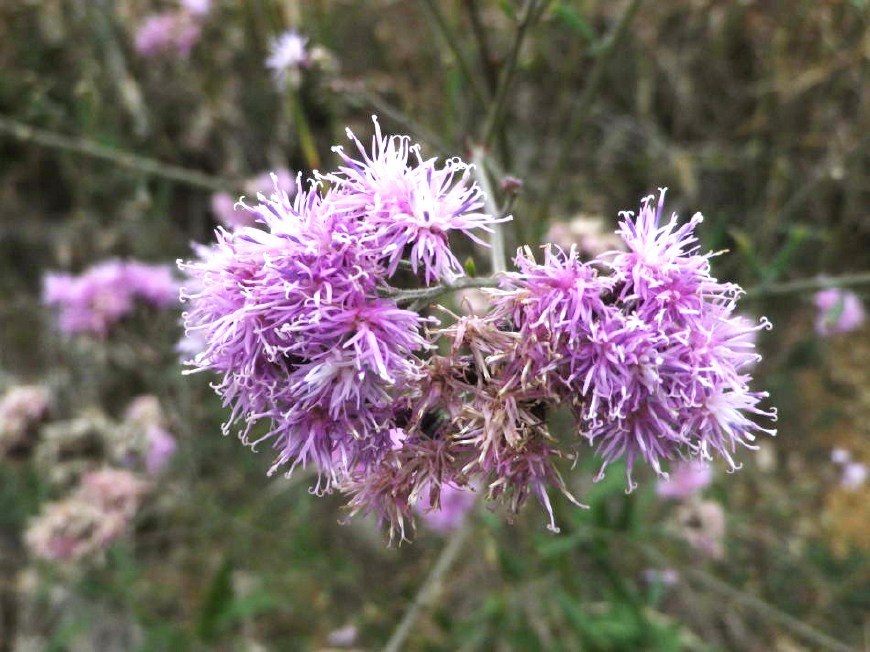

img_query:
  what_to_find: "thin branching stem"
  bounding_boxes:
[382,519,474,652]
[481,0,541,148]
[743,271,870,299]
[0,115,239,193]
[384,275,501,306]
[471,147,508,273]
[536,0,644,222]
[420,0,490,108]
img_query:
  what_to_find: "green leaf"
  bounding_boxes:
[552,2,596,43]
[464,256,477,277]
[196,559,234,643]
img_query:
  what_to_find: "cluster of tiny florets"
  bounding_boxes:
[180,118,775,541]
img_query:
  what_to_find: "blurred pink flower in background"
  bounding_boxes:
[135,13,201,58]
[840,462,866,491]
[180,0,211,17]
[642,568,679,586]
[43,260,179,336]
[657,461,713,500]
[124,395,177,475]
[676,500,726,559]
[0,385,50,460]
[544,213,625,259]
[134,0,211,58]
[266,30,310,86]
[25,468,148,562]
[144,426,177,475]
[813,288,865,336]
[414,483,476,534]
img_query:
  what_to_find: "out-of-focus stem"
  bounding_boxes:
[471,147,507,273]
[536,0,644,223]
[419,0,490,108]
[382,519,474,652]
[0,115,238,192]
[481,0,540,149]
[744,271,870,299]
[385,274,501,305]
[287,86,320,170]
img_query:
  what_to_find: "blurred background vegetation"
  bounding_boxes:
[0,0,867,650]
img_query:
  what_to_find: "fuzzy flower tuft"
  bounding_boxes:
[323,116,506,284]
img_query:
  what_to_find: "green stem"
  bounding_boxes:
[481,0,541,149]
[0,115,238,192]
[287,86,320,170]
[743,271,870,299]
[419,0,490,109]
[536,0,644,223]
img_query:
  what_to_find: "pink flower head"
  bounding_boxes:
[266,30,309,85]
[324,116,506,284]
[841,462,866,490]
[43,260,179,336]
[145,425,177,475]
[656,460,713,499]
[414,482,476,533]
[676,499,726,559]
[180,0,211,17]
[212,170,298,229]
[180,182,427,485]
[813,288,865,336]
[0,385,50,458]
[25,468,148,563]
[135,11,202,58]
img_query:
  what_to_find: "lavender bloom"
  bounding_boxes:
[124,396,177,475]
[324,117,504,284]
[831,447,851,465]
[180,0,211,17]
[841,462,866,490]
[180,182,426,485]
[656,461,712,499]
[25,468,148,563]
[414,482,476,533]
[266,30,309,86]
[43,260,179,336]
[0,385,50,459]
[813,288,865,336]
[675,499,726,559]
[134,11,202,58]
[212,169,298,229]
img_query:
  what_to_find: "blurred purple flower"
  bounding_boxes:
[831,447,851,465]
[25,468,148,562]
[676,499,726,559]
[180,0,211,17]
[145,426,177,475]
[0,385,50,459]
[134,11,202,58]
[656,461,712,499]
[642,568,679,586]
[43,260,179,336]
[414,482,476,533]
[813,288,865,336]
[266,30,309,85]
[841,462,866,490]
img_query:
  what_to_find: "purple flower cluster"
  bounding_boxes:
[43,260,179,336]
[182,121,774,541]
[489,191,776,491]
[180,119,498,499]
